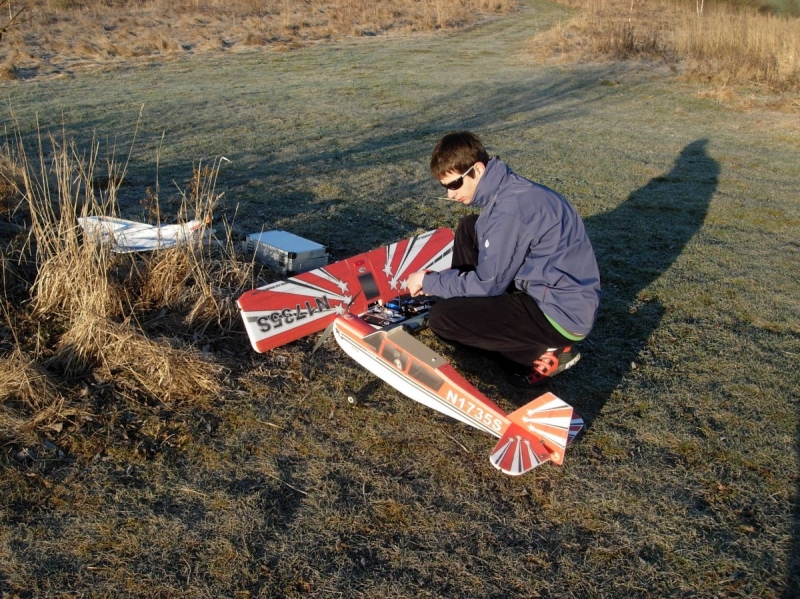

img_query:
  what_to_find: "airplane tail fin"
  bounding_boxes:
[489,392,584,475]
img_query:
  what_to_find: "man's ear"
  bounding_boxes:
[474,162,487,177]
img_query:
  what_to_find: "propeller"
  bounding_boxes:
[312,290,362,353]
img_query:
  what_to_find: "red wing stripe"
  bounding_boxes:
[392,232,432,276]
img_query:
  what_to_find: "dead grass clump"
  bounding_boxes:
[136,247,193,312]
[0,349,61,414]
[19,143,229,402]
[177,162,255,331]
[0,152,23,214]
[0,60,16,81]
[242,31,269,46]
[183,245,253,331]
[31,239,127,322]
[0,123,241,441]
[135,241,251,332]
[29,216,128,325]
[15,132,250,337]
[55,314,222,403]
[13,131,129,321]
[0,349,78,445]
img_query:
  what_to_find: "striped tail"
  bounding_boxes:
[489,423,554,475]
[489,392,584,475]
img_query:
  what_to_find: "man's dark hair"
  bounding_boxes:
[430,131,490,179]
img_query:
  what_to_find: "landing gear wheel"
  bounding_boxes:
[344,389,360,407]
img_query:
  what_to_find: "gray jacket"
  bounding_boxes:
[423,157,601,337]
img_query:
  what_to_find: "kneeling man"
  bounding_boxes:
[407,131,601,388]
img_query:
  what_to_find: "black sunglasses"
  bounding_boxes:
[440,165,475,191]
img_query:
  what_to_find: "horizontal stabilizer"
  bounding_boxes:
[506,392,583,466]
[489,423,554,475]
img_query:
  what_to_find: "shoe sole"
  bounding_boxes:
[560,352,581,372]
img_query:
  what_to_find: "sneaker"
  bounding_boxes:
[507,346,581,389]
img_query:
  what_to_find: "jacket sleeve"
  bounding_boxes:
[422,211,530,298]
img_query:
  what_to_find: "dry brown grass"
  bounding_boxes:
[5,0,796,103]
[525,0,800,101]
[674,4,800,90]
[0,147,23,212]
[0,349,77,445]
[0,0,516,78]
[20,134,128,321]
[134,237,252,332]
[54,313,222,402]
[133,161,255,332]
[0,127,252,443]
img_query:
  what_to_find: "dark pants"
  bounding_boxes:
[428,215,570,366]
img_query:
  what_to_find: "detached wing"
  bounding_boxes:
[79,216,208,252]
[238,228,454,352]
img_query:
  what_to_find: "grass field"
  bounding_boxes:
[1,0,800,597]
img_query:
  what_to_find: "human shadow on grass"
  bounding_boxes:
[537,138,716,425]
[783,393,800,594]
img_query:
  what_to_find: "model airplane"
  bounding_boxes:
[78,215,212,253]
[237,229,584,475]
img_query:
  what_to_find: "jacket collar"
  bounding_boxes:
[471,157,508,209]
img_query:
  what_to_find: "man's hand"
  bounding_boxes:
[407,271,427,297]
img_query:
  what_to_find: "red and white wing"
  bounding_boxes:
[237,263,358,352]
[238,228,453,352]
[382,229,454,291]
